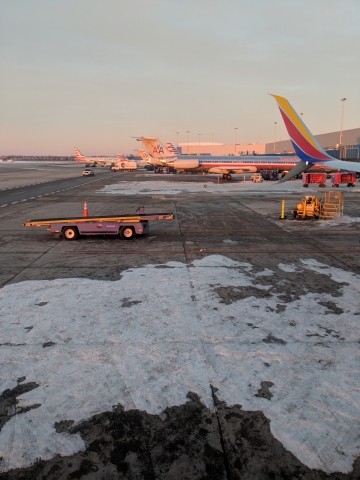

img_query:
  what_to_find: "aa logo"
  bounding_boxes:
[153,144,164,154]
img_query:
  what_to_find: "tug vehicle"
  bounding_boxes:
[292,196,322,219]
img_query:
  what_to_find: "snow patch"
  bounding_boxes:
[223,239,238,245]
[318,215,360,227]
[97,180,341,196]
[278,263,300,273]
[0,256,359,473]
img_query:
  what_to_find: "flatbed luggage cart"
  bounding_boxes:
[23,213,175,240]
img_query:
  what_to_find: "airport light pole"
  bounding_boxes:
[234,127,238,155]
[186,131,190,155]
[340,98,346,145]
[274,122,277,153]
[176,132,179,148]
[198,134,201,155]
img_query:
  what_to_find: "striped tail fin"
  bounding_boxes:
[271,95,333,163]
[74,147,87,162]
[166,142,180,155]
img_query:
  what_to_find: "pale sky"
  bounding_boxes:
[1,0,359,155]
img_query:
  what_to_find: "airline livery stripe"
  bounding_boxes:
[271,95,320,150]
[279,109,330,161]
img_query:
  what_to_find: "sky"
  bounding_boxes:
[1,0,359,155]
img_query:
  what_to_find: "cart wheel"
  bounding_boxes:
[293,211,297,218]
[120,226,134,239]
[62,227,78,241]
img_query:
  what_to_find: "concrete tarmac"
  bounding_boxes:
[0,165,360,479]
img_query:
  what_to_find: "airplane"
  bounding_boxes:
[271,95,360,182]
[136,136,332,180]
[74,148,117,168]
[166,143,181,155]
[136,149,151,165]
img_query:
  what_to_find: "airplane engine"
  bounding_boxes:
[173,160,199,169]
[233,167,257,173]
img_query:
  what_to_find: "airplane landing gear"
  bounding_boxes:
[226,174,232,181]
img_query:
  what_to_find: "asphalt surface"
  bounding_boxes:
[0,166,114,207]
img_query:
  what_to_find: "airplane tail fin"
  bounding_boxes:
[137,149,151,165]
[166,142,180,155]
[74,147,87,162]
[136,137,175,158]
[271,95,333,164]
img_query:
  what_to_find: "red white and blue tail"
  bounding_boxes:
[74,147,87,163]
[166,143,180,155]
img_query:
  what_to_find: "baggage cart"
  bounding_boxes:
[23,212,175,241]
[331,172,356,188]
[302,173,326,188]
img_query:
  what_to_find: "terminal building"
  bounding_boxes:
[177,128,360,160]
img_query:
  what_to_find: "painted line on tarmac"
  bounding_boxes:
[0,176,79,192]
[0,174,113,208]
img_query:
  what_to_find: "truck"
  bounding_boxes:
[23,211,175,240]
[111,160,137,172]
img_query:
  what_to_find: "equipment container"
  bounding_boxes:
[302,173,327,188]
[340,148,360,160]
[331,172,356,187]
[325,149,341,159]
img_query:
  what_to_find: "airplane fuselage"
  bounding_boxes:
[147,155,334,174]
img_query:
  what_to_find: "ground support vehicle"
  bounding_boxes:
[292,192,344,220]
[154,166,176,174]
[302,173,326,188]
[23,212,175,240]
[261,170,279,181]
[82,169,94,176]
[331,172,356,187]
[292,196,323,219]
[111,161,137,172]
[250,173,263,183]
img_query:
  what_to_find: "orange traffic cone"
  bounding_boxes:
[83,201,89,217]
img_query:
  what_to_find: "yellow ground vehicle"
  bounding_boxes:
[292,196,322,219]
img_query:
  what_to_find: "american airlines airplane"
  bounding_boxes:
[74,148,118,168]
[136,136,332,180]
[137,149,151,165]
[271,95,360,182]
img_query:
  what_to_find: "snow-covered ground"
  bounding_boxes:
[97,180,360,196]
[0,256,359,473]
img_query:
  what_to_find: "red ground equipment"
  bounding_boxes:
[331,172,356,188]
[302,173,326,188]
